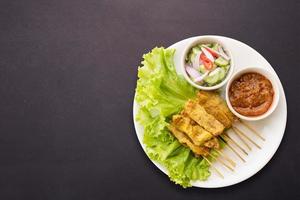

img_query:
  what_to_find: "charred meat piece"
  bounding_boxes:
[197,91,235,129]
[168,125,209,156]
[172,114,213,146]
[184,100,224,135]
[203,137,220,149]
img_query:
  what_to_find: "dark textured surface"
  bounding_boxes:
[0,0,299,199]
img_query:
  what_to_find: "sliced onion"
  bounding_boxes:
[186,66,202,80]
[201,47,215,62]
[192,51,202,70]
[217,46,230,60]
[202,45,221,57]
[194,71,209,83]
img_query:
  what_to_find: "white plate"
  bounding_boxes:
[133,36,287,188]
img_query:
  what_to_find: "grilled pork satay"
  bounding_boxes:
[172,115,213,146]
[167,125,209,156]
[184,100,224,136]
[203,137,220,149]
[197,91,235,129]
[197,91,234,121]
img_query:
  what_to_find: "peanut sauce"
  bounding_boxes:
[229,72,274,116]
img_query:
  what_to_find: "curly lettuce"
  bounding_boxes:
[135,47,211,187]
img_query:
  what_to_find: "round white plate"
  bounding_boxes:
[133,36,287,188]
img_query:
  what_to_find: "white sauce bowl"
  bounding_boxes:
[225,67,280,121]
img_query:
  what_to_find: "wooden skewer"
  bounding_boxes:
[208,152,235,172]
[233,127,262,149]
[239,120,265,141]
[223,134,248,155]
[204,131,239,166]
[219,136,246,163]
[203,157,224,179]
[232,127,252,151]
[215,149,236,167]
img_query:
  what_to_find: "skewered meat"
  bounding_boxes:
[197,91,234,129]
[167,91,236,157]
[184,100,224,135]
[203,137,220,149]
[172,114,214,146]
[167,125,209,156]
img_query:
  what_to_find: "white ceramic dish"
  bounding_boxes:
[226,67,280,121]
[181,36,234,90]
[133,35,287,188]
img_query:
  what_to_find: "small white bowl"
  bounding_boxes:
[225,67,280,121]
[181,36,234,90]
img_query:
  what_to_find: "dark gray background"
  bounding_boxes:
[0,0,299,199]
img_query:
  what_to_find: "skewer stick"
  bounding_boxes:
[219,136,246,163]
[239,120,265,141]
[203,157,224,179]
[215,149,236,167]
[204,133,239,167]
[223,134,248,155]
[208,152,235,172]
[233,127,262,149]
[232,127,252,151]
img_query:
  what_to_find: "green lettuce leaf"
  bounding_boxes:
[135,47,211,187]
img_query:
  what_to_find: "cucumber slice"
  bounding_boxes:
[186,47,200,63]
[218,67,226,81]
[199,64,207,74]
[192,47,201,54]
[204,68,220,85]
[215,57,229,67]
[188,52,195,63]
[186,47,201,63]
[223,65,230,72]
[212,43,219,51]
[204,67,226,85]
[204,43,213,48]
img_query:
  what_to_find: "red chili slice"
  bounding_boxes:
[200,53,213,70]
